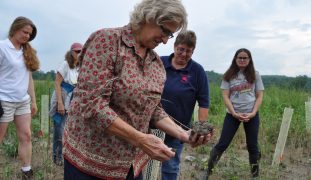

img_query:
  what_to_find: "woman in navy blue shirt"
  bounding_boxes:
[160,30,211,180]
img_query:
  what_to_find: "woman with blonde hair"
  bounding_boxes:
[0,16,39,180]
[49,42,82,166]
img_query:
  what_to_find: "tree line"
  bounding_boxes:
[33,70,311,92]
[207,71,311,91]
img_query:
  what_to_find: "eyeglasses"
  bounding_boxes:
[74,50,81,54]
[237,57,249,60]
[176,47,193,55]
[159,25,174,39]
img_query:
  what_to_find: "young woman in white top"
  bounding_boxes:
[0,16,39,179]
[49,42,82,166]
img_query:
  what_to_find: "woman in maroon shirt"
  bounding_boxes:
[63,0,213,179]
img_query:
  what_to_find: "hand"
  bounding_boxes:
[233,112,249,122]
[137,133,175,161]
[31,102,37,117]
[180,130,214,148]
[238,113,255,122]
[57,102,66,115]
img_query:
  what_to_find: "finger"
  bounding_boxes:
[203,134,212,144]
[163,148,175,158]
[153,153,173,161]
[150,148,175,161]
[192,135,205,147]
[190,133,198,142]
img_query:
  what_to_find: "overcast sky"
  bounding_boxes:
[1,0,311,77]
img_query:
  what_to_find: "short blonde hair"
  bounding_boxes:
[130,0,187,32]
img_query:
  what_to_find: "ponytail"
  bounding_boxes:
[22,42,40,71]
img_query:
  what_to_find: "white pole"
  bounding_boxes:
[193,103,199,122]
[272,107,293,167]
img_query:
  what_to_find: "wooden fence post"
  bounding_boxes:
[306,101,311,133]
[272,107,293,167]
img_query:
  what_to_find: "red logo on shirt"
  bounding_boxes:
[181,74,188,83]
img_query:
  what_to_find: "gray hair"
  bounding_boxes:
[130,0,187,32]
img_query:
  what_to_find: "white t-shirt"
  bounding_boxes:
[57,61,78,85]
[0,39,30,102]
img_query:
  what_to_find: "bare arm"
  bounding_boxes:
[252,91,263,114]
[198,107,209,122]
[54,72,65,115]
[222,89,239,118]
[28,72,37,117]
[241,90,264,121]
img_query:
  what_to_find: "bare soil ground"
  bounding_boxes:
[1,136,310,180]
[179,144,311,180]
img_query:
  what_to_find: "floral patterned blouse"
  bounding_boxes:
[63,24,168,179]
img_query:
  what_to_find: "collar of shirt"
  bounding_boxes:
[5,38,22,51]
[121,24,157,63]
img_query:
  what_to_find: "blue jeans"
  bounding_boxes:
[161,136,184,180]
[52,113,67,162]
[64,159,143,180]
[215,113,260,157]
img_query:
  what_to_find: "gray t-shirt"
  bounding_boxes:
[221,71,264,113]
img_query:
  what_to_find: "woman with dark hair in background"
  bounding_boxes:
[49,42,82,166]
[0,16,39,180]
[205,48,264,179]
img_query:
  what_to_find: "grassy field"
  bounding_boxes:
[0,81,311,179]
[180,84,311,180]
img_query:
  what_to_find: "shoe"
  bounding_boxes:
[53,158,64,166]
[21,169,33,180]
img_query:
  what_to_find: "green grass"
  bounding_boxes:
[1,81,311,179]
[194,83,311,179]
[0,80,54,179]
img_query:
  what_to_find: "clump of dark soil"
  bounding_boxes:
[190,121,214,139]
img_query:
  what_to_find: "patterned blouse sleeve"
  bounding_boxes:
[150,103,169,126]
[74,29,120,130]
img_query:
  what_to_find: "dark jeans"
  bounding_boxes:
[64,159,143,180]
[52,113,67,162]
[215,113,260,157]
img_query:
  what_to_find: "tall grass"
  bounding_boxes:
[1,81,310,179]
[0,80,54,179]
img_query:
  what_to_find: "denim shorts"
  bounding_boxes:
[0,98,31,122]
